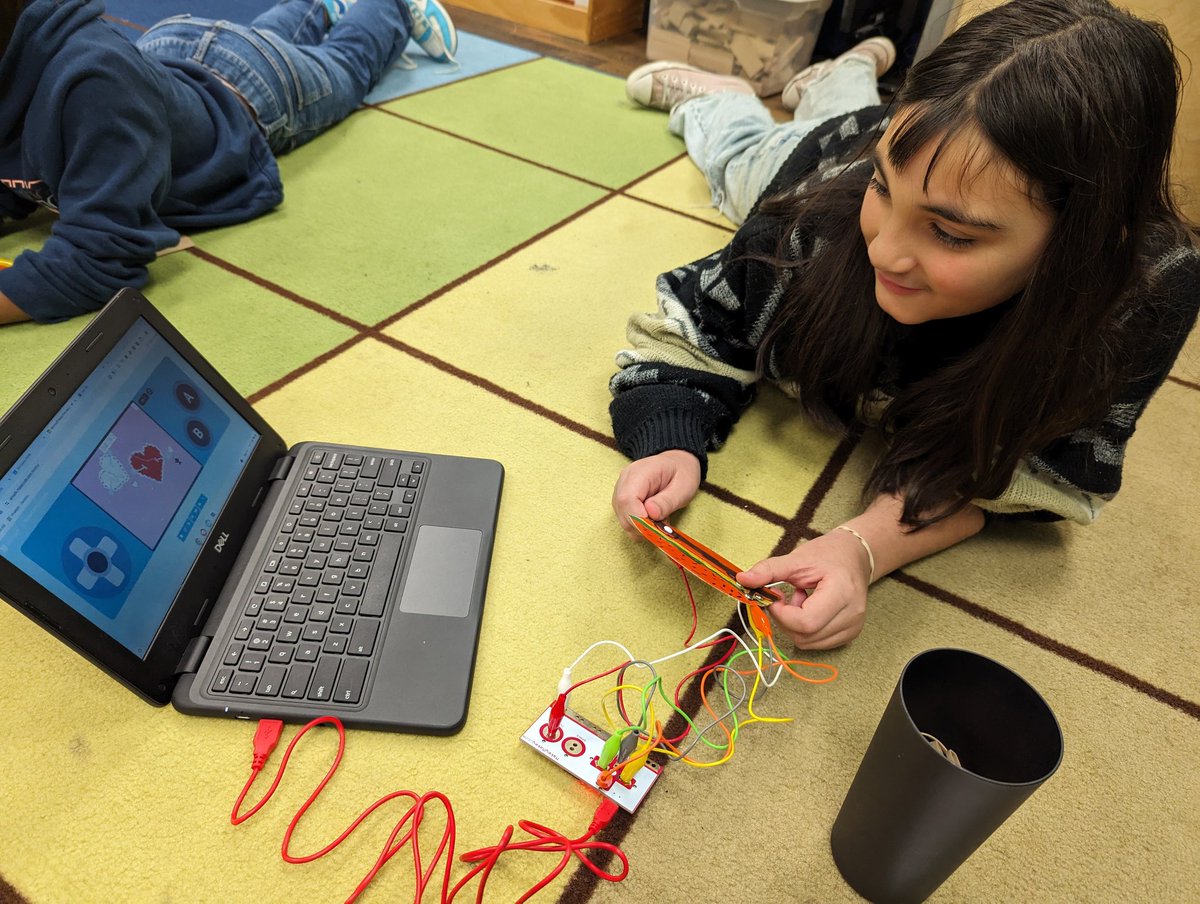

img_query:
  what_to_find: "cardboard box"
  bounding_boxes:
[646,0,833,96]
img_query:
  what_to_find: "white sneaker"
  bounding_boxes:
[405,0,458,64]
[626,61,755,112]
[781,36,896,111]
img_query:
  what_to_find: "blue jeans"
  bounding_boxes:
[136,0,411,155]
[668,56,881,224]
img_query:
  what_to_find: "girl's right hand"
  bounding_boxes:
[611,450,702,538]
[737,529,872,649]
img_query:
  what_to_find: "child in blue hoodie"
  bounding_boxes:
[0,0,457,324]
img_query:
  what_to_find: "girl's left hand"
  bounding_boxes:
[737,529,873,650]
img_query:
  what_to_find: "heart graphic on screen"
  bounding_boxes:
[130,445,164,481]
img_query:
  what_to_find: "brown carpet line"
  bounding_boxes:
[371,91,743,240]
[613,155,739,234]
[795,430,864,527]
[894,570,1200,720]
[374,106,614,192]
[371,191,620,330]
[374,332,619,447]
[184,238,791,527]
[617,192,738,234]
[191,227,1200,727]
[698,483,790,528]
[185,245,372,332]
[373,99,735,236]
[0,873,27,904]
[246,334,371,407]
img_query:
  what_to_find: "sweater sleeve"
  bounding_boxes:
[0,61,179,321]
[978,244,1200,524]
[608,108,886,478]
[608,213,796,478]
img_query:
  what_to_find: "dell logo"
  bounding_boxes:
[214,532,229,552]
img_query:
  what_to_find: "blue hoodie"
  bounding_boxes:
[0,0,283,321]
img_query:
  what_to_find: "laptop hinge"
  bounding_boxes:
[268,453,295,483]
[175,634,210,676]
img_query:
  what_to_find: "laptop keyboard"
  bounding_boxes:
[208,448,425,706]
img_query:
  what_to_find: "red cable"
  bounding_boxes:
[231,717,626,903]
[452,799,625,904]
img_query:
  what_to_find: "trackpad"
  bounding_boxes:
[398,526,482,618]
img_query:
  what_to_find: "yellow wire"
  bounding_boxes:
[589,598,837,774]
[740,621,792,726]
[599,683,649,731]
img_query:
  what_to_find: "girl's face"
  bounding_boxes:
[859,121,1054,324]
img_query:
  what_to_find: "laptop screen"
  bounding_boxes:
[0,317,260,658]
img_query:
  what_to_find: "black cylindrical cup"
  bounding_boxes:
[831,648,1063,903]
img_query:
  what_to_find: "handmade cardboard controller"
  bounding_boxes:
[628,515,787,608]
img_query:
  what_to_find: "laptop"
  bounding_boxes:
[0,288,503,734]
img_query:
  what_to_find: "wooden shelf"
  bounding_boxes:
[450,0,645,44]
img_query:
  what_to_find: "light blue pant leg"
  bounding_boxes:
[305,0,415,103]
[668,56,881,224]
[137,1,411,156]
[249,0,329,45]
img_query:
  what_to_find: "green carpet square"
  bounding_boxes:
[194,108,606,325]
[388,58,685,189]
[0,252,355,415]
[0,317,93,415]
[135,253,358,397]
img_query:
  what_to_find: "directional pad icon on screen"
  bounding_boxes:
[67,534,127,592]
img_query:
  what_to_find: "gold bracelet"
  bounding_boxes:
[835,526,875,583]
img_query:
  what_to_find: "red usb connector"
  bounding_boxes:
[251,719,284,772]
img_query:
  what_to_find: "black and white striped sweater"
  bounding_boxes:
[609,107,1199,523]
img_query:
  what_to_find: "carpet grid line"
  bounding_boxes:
[376,106,617,191]
[893,570,1200,720]
[192,162,1199,728]
[372,193,622,329]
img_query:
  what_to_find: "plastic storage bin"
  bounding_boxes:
[646,0,834,97]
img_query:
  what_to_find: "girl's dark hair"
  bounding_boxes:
[760,0,1194,527]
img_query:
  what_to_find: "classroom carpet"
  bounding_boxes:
[1,6,1199,904]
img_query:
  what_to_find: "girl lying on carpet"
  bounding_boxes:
[609,0,1199,650]
[0,0,456,325]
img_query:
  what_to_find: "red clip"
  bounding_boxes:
[542,693,568,741]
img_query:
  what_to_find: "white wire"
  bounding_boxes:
[568,639,637,674]
[563,620,787,693]
[647,625,788,689]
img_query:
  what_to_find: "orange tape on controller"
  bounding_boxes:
[629,516,783,608]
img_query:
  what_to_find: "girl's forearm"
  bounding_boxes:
[840,493,986,583]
